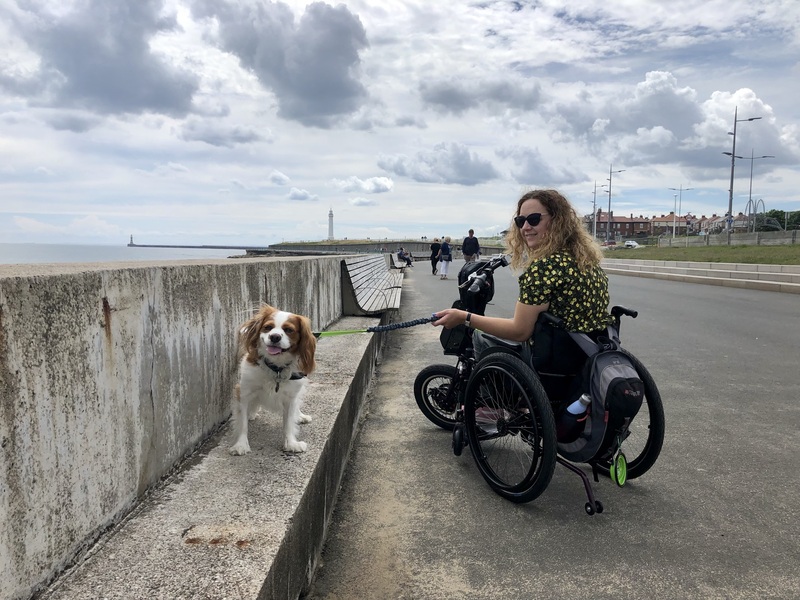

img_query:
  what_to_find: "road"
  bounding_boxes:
[306,260,800,600]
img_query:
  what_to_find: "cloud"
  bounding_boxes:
[287,187,318,201]
[12,216,61,233]
[13,214,121,237]
[551,71,702,150]
[1,2,799,246]
[192,0,369,128]
[420,78,542,115]
[349,197,377,206]
[394,115,427,128]
[135,162,191,178]
[3,0,199,117]
[496,146,586,185]
[331,176,393,193]
[179,119,267,147]
[44,112,102,132]
[378,143,500,185]
[269,170,291,185]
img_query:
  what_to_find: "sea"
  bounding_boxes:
[0,243,247,265]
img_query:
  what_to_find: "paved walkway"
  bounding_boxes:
[307,263,800,599]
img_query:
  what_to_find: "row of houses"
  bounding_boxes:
[585,209,750,238]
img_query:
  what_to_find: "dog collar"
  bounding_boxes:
[261,358,307,390]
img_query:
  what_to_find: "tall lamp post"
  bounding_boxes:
[668,185,694,238]
[722,149,774,232]
[591,181,607,239]
[606,164,625,241]
[725,106,762,243]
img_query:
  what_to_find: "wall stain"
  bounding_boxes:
[101,297,112,344]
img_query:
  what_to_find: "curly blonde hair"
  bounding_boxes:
[504,189,602,271]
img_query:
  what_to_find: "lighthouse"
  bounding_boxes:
[328,207,334,240]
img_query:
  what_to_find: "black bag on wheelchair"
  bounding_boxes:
[557,332,645,464]
[457,260,495,314]
[439,260,501,356]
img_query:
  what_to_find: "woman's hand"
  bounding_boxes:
[431,308,467,329]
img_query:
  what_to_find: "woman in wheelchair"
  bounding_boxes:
[432,188,610,364]
[424,190,663,510]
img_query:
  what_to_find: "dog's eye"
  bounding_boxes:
[284,327,295,334]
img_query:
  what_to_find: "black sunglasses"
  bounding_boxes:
[514,213,547,228]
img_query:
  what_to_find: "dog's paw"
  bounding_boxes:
[283,440,307,453]
[297,412,312,424]
[229,442,251,456]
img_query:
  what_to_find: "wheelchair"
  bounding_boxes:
[413,255,665,514]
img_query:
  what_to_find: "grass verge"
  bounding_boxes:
[604,244,800,265]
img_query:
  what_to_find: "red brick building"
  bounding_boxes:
[588,210,651,240]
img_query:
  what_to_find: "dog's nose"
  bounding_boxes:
[269,333,283,344]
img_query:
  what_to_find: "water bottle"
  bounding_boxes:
[556,393,591,443]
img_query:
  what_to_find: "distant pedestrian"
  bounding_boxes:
[437,236,453,280]
[397,247,413,267]
[462,229,480,262]
[429,238,441,275]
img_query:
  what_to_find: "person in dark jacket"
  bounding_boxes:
[462,229,480,262]
[429,238,441,275]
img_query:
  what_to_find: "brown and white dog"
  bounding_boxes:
[229,304,317,455]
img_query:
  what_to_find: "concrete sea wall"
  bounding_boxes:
[0,257,343,600]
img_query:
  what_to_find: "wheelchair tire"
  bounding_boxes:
[593,351,665,480]
[413,364,462,430]
[464,352,557,504]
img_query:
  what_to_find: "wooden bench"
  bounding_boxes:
[390,253,409,270]
[341,255,404,316]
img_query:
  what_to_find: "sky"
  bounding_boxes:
[1,0,799,246]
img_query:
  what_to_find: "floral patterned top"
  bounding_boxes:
[518,251,611,332]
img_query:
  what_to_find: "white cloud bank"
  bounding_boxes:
[0,0,798,245]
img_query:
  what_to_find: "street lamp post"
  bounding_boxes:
[668,185,694,238]
[724,106,762,243]
[591,181,607,239]
[671,193,678,239]
[722,149,775,232]
[606,164,625,241]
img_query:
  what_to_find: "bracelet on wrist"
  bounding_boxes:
[465,311,472,328]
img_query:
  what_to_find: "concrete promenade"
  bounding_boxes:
[307,261,800,599]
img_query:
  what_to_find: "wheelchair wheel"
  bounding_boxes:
[463,352,557,503]
[414,365,462,430]
[594,352,665,480]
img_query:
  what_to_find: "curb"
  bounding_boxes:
[603,259,800,295]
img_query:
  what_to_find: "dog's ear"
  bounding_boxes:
[296,315,317,374]
[239,312,264,363]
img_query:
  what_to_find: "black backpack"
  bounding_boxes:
[557,330,645,463]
